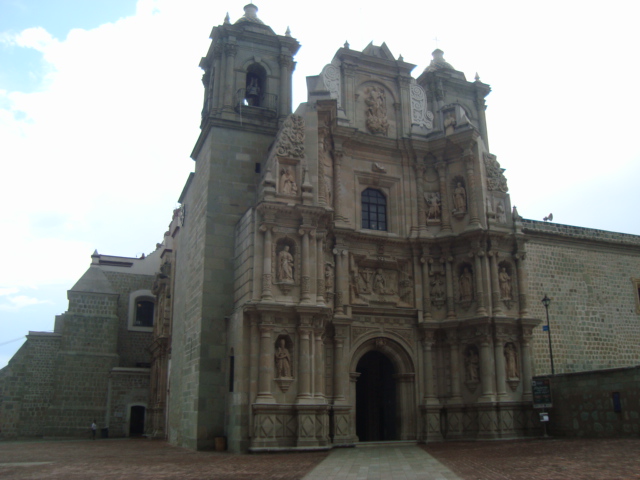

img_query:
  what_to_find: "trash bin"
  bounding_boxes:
[101,428,109,438]
[214,436,226,451]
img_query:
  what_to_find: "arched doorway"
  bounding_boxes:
[129,405,146,437]
[356,350,396,441]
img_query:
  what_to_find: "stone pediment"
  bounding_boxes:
[362,41,394,61]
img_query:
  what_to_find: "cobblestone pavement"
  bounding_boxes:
[302,444,461,480]
[0,438,328,480]
[423,438,640,480]
[0,437,639,480]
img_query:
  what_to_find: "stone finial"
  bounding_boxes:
[285,26,291,37]
[344,40,350,49]
[475,72,480,81]
[398,54,404,61]
[224,12,230,24]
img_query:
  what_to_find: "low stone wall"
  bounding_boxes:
[537,366,640,437]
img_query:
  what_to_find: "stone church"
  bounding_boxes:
[2,4,639,451]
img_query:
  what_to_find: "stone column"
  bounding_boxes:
[489,251,503,316]
[249,314,259,405]
[297,318,313,403]
[316,233,325,305]
[521,335,533,400]
[214,41,225,110]
[334,246,348,315]
[415,165,426,230]
[260,225,273,301]
[279,55,293,117]
[299,228,312,304]
[515,252,529,317]
[445,255,455,319]
[448,331,462,403]
[333,331,346,402]
[479,335,495,402]
[421,330,438,404]
[494,338,507,397]
[223,43,237,108]
[473,250,488,316]
[464,146,481,228]
[333,150,347,223]
[314,322,325,401]
[211,42,223,111]
[256,316,275,403]
[435,162,452,233]
[421,255,432,320]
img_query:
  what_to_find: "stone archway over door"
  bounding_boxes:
[129,406,145,437]
[350,337,416,441]
[356,350,396,441]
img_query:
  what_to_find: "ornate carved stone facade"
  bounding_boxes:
[4,3,640,451]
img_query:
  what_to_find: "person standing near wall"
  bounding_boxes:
[91,420,97,440]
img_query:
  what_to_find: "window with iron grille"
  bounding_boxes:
[362,188,387,231]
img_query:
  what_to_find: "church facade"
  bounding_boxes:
[2,4,639,451]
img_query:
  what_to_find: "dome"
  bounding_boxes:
[424,49,455,73]
[234,3,265,25]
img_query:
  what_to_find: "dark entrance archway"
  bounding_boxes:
[356,350,397,441]
[129,406,146,437]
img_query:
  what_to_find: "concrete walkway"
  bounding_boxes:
[302,444,462,480]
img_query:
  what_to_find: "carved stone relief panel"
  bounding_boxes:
[428,259,446,310]
[349,254,414,308]
[321,64,341,108]
[318,131,333,206]
[410,83,434,129]
[457,263,474,309]
[363,85,389,135]
[484,153,509,193]
[278,164,298,196]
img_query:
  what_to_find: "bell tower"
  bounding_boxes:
[199,3,300,131]
[169,4,300,451]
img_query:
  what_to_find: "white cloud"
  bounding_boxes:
[0,293,51,311]
[0,288,19,297]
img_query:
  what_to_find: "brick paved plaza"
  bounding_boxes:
[0,437,638,479]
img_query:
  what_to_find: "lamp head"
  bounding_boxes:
[541,295,551,307]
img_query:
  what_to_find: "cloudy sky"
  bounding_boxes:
[1,0,639,367]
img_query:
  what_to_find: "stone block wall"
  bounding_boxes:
[524,220,640,376]
[107,368,150,437]
[538,366,640,437]
[234,208,255,306]
[0,333,61,438]
[103,271,155,367]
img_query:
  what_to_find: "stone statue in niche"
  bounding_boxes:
[275,338,292,378]
[504,343,519,379]
[430,275,445,308]
[425,192,441,223]
[364,85,389,135]
[277,246,294,282]
[496,202,506,223]
[279,167,298,195]
[499,267,512,300]
[465,346,480,382]
[459,268,473,302]
[398,269,414,306]
[452,182,467,214]
[324,262,334,294]
[444,111,456,135]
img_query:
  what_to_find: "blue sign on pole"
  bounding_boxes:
[542,325,549,331]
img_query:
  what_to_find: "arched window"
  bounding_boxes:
[135,300,154,327]
[362,188,387,231]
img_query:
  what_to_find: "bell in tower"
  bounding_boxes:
[199,3,300,131]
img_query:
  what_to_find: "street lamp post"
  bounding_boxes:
[541,295,555,375]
